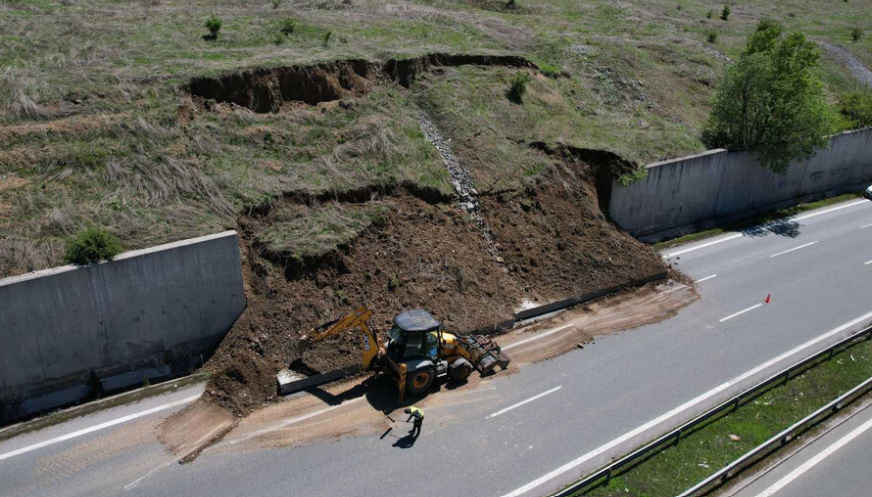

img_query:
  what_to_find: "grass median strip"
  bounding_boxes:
[573,336,872,497]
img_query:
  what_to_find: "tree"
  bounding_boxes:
[204,15,222,41]
[701,21,836,173]
[837,90,872,129]
[64,228,123,265]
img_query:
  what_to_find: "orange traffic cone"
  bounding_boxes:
[764,294,771,304]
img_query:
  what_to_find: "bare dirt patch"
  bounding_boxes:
[187,54,536,112]
[156,399,235,462]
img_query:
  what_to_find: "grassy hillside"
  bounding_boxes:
[1,0,870,276]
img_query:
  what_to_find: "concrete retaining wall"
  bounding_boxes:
[0,231,245,423]
[609,128,872,241]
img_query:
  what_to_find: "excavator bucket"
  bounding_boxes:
[458,335,511,375]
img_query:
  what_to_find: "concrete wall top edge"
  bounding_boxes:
[0,230,239,288]
[644,148,728,170]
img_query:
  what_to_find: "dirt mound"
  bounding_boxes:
[204,191,523,415]
[202,145,667,418]
[187,54,536,112]
[481,146,665,301]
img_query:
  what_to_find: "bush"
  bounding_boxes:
[720,5,730,20]
[506,71,531,104]
[837,90,872,129]
[706,10,713,19]
[852,28,864,42]
[506,0,516,9]
[64,228,123,265]
[707,30,718,43]
[323,30,332,47]
[281,17,295,36]
[204,15,222,40]
[271,0,281,9]
[702,20,836,173]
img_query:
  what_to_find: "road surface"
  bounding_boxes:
[1,199,871,497]
[728,401,872,497]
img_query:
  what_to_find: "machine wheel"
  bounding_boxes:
[449,358,474,382]
[406,367,435,394]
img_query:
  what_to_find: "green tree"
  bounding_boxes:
[64,228,123,265]
[837,90,872,129]
[702,21,836,173]
[204,15,222,40]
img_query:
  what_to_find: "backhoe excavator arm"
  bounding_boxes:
[300,307,383,370]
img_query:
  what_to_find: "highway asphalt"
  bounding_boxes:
[1,199,871,497]
[728,401,872,497]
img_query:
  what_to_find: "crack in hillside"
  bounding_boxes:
[417,113,499,258]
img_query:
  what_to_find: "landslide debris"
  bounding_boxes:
[202,149,667,417]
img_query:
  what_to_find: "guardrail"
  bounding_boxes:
[679,374,872,496]
[550,324,872,497]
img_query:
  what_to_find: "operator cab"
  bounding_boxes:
[386,309,442,360]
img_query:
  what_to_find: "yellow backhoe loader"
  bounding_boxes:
[299,307,510,399]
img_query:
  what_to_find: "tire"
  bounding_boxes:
[449,358,474,382]
[406,367,435,394]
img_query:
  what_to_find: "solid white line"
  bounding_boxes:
[751,416,872,497]
[695,274,718,283]
[769,241,818,258]
[503,324,574,351]
[487,387,562,419]
[662,200,867,259]
[861,223,872,229]
[663,233,744,258]
[865,260,872,266]
[792,199,866,221]
[719,303,764,323]
[498,310,872,497]
[227,397,365,445]
[0,394,199,463]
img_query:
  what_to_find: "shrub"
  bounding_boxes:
[837,90,872,129]
[64,228,123,265]
[706,10,713,19]
[707,30,718,43]
[281,17,295,36]
[720,5,730,20]
[852,28,864,42]
[506,0,516,9]
[323,30,332,47]
[506,71,531,104]
[204,15,222,40]
[271,0,281,9]
[702,20,836,173]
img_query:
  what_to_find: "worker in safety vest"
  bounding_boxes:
[404,406,424,437]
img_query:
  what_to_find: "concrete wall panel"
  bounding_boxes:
[0,231,245,422]
[610,129,872,240]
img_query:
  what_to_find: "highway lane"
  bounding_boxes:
[1,199,871,497]
[728,402,872,497]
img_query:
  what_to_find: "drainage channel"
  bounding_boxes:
[418,113,499,257]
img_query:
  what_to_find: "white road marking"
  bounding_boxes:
[498,310,872,497]
[486,387,562,419]
[719,304,764,323]
[861,223,872,229]
[865,260,872,266]
[792,200,866,221]
[503,324,574,351]
[769,241,818,258]
[662,200,867,259]
[695,274,718,283]
[750,416,872,497]
[662,234,744,258]
[227,397,365,445]
[0,394,199,463]
[664,283,690,294]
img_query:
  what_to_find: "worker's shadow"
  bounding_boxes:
[392,433,418,449]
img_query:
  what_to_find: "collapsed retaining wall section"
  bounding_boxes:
[0,231,245,424]
[609,128,872,241]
